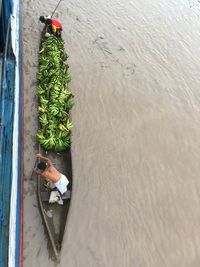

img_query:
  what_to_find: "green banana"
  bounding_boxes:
[37,35,74,151]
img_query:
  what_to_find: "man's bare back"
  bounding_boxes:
[34,154,69,195]
[34,154,61,182]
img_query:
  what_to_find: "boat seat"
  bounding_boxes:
[41,190,71,202]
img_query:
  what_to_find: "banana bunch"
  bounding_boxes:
[36,35,74,152]
[59,119,73,132]
[39,114,48,126]
[38,106,47,113]
[48,104,60,116]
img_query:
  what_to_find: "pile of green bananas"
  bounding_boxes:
[36,35,74,152]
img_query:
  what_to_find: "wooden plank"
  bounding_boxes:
[41,190,71,202]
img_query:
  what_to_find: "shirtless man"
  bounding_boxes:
[34,154,69,194]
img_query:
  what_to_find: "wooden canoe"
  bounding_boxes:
[36,23,74,261]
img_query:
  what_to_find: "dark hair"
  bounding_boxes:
[37,161,47,171]
[39,16,46,23]
[46,19,52,25]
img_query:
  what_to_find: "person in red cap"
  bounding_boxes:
[39,16,62,37]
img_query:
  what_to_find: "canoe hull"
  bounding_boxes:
[37,148,72,262]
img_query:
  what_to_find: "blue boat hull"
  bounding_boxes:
[0,1,23,266]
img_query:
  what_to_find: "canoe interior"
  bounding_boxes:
[37,148,72,262]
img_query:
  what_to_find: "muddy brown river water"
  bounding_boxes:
[23,0,200,266]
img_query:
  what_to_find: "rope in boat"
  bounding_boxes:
[30,159,37,180]
[30,144,41,180]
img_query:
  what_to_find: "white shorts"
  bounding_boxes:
[54,174,69,194]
